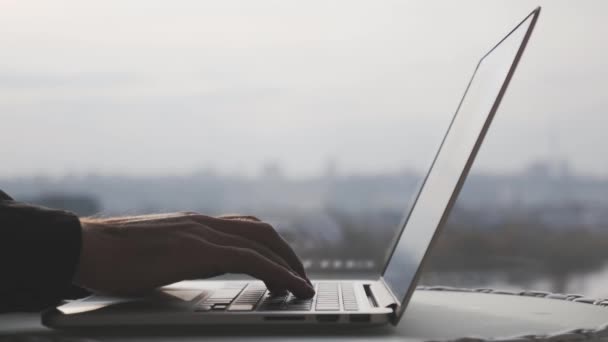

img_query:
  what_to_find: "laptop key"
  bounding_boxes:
[233,285,266,304]
[341,283,359,311]
[228,304,255,311]
[227,284,267,311]
[203,298,233,304]
[195,304,213,312]
[284,294,313,311]
[258,293,289,311]
[315,283,340,311]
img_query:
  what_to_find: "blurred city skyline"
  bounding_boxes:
[1,1,607,178]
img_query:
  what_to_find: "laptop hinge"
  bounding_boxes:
[371,278,399,309]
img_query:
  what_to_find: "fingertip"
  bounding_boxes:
[264,282,287,295]
[293,270,312,286]
[302,284,316,299]
[269,289,288,296]
[291,280,315,299]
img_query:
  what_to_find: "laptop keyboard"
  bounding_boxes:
[195,282,358,312]
[258,292,314,311]
[228,284,267,311]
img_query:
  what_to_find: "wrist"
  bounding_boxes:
[74,219,108,289]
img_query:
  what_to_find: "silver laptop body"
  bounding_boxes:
[43,7,540,329]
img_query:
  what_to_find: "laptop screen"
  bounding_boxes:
[382,9,539,320]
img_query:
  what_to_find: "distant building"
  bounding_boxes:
[26,193,101,216]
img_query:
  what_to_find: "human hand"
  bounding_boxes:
[74,212,314,298]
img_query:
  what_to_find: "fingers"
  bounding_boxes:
[215,245,315,299]
[217,214,262,222]
[94,213,308,284]
[95,213,195,225]
[187,224,296,278]
[93,212,313,296]
[193,216,310,284]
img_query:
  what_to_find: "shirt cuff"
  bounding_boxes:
[1,200,83,310]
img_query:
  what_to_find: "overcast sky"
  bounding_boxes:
[1,0,606,178]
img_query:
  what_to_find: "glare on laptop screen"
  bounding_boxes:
[382,14,534,305]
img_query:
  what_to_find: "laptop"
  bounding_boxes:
[43,7,541,329]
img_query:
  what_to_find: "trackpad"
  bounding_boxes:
[57,289,207,315]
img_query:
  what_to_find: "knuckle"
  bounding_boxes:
[195,214,215,224]
[258,222,278,236]
[177,221,201,233]
[192,222,213,234]
[179,211,198,217]
[237,248,258,260]
[243,215,262,222]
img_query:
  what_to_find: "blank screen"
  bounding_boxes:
[382,14,534,305]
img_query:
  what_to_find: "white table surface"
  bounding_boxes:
[2,290,608,341]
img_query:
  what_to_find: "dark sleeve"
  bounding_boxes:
[0,189,86,313]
